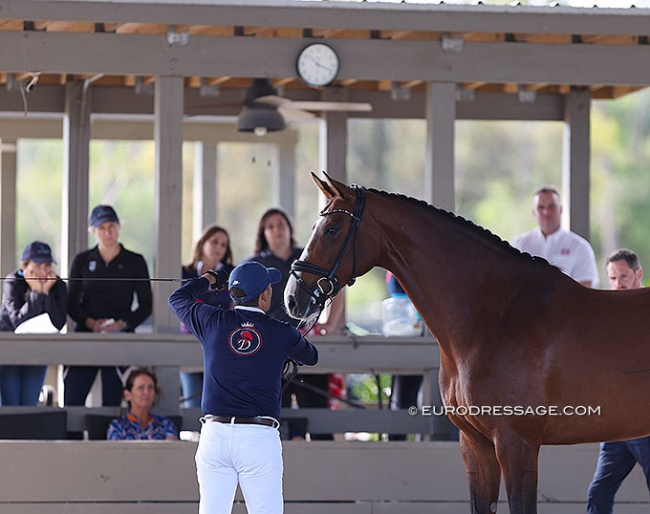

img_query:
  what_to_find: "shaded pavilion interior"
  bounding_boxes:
[1,0,649,335]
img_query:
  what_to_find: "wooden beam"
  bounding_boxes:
[0,31,649,87]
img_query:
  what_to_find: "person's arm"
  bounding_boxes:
[2,275,53,330]
[106,419,122,441]
[41,279,68,330]
[315,292,345,335]
[168,276,214,340]
[162,417,179,440]
[67,253,92,329]
[571,241,599,288]
[287,328,319,366]
[122,255,152,332]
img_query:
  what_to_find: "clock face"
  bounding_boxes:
[296,43,340,88]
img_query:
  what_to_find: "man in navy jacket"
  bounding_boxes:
[169,261,318,514]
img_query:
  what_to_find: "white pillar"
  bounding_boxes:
[0,139,17,277]
[318,110,350,331]
[62,81,91,273]
[153,75,185,413]
[193,142,217,240]
[153,75,184,333]
[424,82,456,212]
[319,112,348,195]
[562,90,592,240]
[275,139,296,218]
[423,82,457,440]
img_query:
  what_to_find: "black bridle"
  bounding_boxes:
[290,185,367,313]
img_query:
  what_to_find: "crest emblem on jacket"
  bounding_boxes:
[228,322,262,356]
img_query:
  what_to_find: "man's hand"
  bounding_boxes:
[203,269,230,290]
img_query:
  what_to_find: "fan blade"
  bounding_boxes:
[291,101,372,112]
[257,95,372,113]
[278,105,316,122]
[256,95,290,108]
[256,95,314,122]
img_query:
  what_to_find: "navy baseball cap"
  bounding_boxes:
[21,241,56,264]
[228,262,282,303]
[89,205,119,227]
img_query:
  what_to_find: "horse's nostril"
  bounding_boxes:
[286,295,296,312]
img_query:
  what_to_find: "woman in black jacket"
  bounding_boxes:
[0,241,67,406]
[65,205,152,407]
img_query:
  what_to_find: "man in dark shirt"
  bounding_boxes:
[169,261,318,514]
[587,249,650,514]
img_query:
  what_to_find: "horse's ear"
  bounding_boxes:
[311,171,345,199]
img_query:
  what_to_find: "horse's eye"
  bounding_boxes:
[325,226,339,237]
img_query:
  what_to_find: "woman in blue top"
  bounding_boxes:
[107,368,178,441]
[180,224,235,408]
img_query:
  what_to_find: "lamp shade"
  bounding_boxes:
[237,102,286,133]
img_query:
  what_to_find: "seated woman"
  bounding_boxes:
[107,368,179,441]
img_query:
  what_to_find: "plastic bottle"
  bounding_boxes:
[381,293,423,337]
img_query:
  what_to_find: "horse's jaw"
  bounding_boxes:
[284,275,321,321]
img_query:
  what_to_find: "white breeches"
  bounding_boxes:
[196,419,284,514]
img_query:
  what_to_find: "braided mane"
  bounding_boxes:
[367,187,539,263]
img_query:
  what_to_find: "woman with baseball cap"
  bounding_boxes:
[65,205,152,407]
[0,241,67,405]
[169,261,319,513]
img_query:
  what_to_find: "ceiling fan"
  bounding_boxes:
[186,78,372,134]
[252,80,372,118]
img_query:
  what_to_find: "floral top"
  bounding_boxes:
[107,412,178,440]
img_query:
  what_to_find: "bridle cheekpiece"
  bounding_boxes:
[290,185,367,313]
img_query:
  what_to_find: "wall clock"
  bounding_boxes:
[296,43,340,88]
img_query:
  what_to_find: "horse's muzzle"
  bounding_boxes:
[284,275,321,320]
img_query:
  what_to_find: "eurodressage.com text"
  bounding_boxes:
[410,405,601,417]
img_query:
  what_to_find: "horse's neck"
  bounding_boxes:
[376,199,512,346]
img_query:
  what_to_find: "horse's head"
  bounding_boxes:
[285,172,376,322]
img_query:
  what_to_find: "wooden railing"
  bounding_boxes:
[0,334,647,513]
[0,332,456,438]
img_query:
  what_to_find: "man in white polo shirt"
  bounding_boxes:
[511,186,599,287]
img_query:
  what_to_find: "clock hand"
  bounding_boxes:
[305,54,333,72]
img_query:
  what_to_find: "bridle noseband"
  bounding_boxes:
[290,185,367,313]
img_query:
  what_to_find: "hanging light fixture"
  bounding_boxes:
[236,78,286,136]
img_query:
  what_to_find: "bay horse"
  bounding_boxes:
[284,172,650,514]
